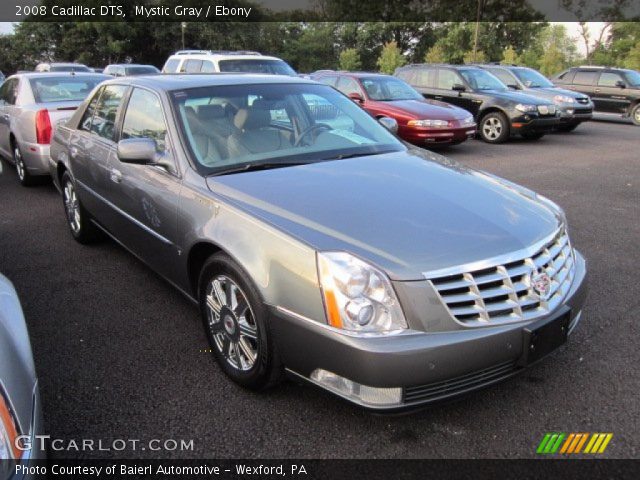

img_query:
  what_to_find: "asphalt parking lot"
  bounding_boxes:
[0,118,638,459]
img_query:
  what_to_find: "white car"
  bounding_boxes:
[161,50,296,76]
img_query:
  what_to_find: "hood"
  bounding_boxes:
[482,89,553,105]
[380,99,469,120]
[206,150,562,280]
[521,87,591,101]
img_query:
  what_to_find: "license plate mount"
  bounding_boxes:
[518,309,571,366]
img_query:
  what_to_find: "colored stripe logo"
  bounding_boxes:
[537,433,613,454]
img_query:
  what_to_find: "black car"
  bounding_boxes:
[395,64,560,143]
[477,64,593,132]
[552,66,640,126]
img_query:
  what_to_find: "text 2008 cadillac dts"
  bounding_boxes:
[49,75,587,410]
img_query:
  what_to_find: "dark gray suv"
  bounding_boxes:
[49,75,587,410]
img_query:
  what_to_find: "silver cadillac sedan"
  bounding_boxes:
[49,75,587,410]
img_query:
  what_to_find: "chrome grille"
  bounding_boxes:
[576,97,589,104]
[426,229,575,326]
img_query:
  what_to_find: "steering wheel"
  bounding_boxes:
[294,123,332,147]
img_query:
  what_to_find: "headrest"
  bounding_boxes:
[234,101,271,130]
[197,104,226,121]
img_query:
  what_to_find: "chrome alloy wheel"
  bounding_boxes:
[14,147,25,181]
[63,180,81,234]
[205,275,259,371]
[482,116,503,140]
[634,107,640,124]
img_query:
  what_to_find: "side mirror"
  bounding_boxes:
[507,84,520,90]
[378,116,398,134]
[452,83,466,92]
[348,92,364,103]
[615,80,626,88]
[117,138,157,164]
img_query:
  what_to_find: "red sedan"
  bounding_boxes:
[316,72,476,147]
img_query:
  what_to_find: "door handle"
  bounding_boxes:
[110,168,122,183]
[69,146,79,158]
[594,88,600,93]
[434,96,443,100]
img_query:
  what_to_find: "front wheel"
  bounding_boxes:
[61,172,101,244]
[521,131,545,140]
[199,253,283,390]
[479,112,510,143]
[14,145,35,187]
[631,104,640,126]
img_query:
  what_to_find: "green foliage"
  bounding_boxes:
[625,41,640,70]
[463,49,487,64]
[376,41,406,74]
[424,44,446,63]
[338,48,361,71]
[502,46,518,64]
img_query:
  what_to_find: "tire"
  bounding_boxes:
[13,144,35,187]
[479,112,510,144]
[631,104,640,126]
[198,252,283,391]
[61,172,101,244]
[521,131,545,140]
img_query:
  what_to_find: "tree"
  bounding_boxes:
[339,48,361,71]
[539,43,564,76]
[625,41,640,70]
[376,41,405,74]
[502,46,518,64]
[463,49,486,63]
[424,44,446,63]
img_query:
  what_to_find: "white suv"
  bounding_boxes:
[161,50,296,75]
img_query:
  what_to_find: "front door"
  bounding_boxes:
[595,72,631,114]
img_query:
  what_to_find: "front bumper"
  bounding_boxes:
[273,251,587,411]
[510,114,560,134]
[558,107,593,125]
[399,125,476,146]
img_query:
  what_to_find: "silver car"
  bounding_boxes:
[0,72,109,186]
[0,272,43,476]
[49,75,587,410]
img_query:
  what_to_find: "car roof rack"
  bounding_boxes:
[174,50,262,56]
[578,65,607,69]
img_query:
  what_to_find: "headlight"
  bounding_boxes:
[553,95,575,105]
[462,116,475,125]
[407,119,450,128]
[515,103,537,113]
[0,391,22,474]
[317,252,407,334]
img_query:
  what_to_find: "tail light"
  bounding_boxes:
[35,109,52,144]
[0,390,23,463]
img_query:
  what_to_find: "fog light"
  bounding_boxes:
[567,108,575,115]
[310,369,402,407]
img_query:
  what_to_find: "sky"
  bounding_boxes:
[0,21,609,56]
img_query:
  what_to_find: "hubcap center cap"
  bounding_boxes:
[223,314,236,335]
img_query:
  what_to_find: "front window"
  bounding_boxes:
[459,69,507,91]
[29,76,105,103]
[360,77,422,101]
[218,59,296,76]
[512,68,554,88]
[171,83,404,175]
[623,70,640,87]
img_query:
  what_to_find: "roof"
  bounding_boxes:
[318,71,393,79]
[106,64,158,68]
[9,72,110,80]
[399,63,481,70]
[37,62,87,67]
[167,51,282,62]
[100,73,315,91]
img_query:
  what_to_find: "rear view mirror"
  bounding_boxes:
[348,92,364,103]
[507,84,520,90]
[615,80,626,88]
[117,138,157,164]
[452,83,466,92]
[378,116,398,134]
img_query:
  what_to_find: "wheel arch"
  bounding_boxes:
[187,241,224,299]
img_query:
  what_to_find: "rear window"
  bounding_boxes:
[218,59,296,76]
[50,65,91,73]
[125,66,159,75]
[29,76,105,103]
[162,58,180,73]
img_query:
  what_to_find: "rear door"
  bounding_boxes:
[569,70,598,103]
[0,78,20,157]
[104,86,182,279]
[410,66,437,100]
[595,71,630,114]
[69,84,129,229]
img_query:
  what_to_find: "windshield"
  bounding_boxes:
[460,69,507,91]
[624,70,640,87]
[50,65,91,72]
[512,68,554,88]
[171,83,404,175]
[218,59,297,76]
[126,66,159,75]
[360,77,423,101]
[29,76,105,103]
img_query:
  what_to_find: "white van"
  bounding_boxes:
[161,50,296,75]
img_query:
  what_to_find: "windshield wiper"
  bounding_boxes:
[209,161,306,177]
[319,150,394,161]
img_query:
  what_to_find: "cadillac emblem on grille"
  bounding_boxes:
[531,271,552,300]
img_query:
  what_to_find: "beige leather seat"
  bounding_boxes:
[183,106,226,166]
[227,101,291,157]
